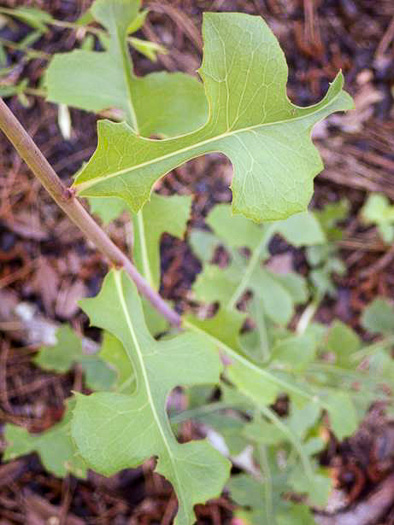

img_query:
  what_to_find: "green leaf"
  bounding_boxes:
[3,401,87,479]
[133,193,192,290]
[288,466,331,506]
[189,230,218,263]
[206,203,263,251]
[314,199,349,240]
[34,325,116,391]
[45,0,207,137]
[34,325,81,373]
[74,12,353,222]
[361,298,394,335]
[6,6,52,32]
[99,331,135,393]
[276,211,326,247]
[271,335,316,371]
[130,36,166,62]
[325,392,358,440]
[90,196,127,224]
[361,193,394,243]
[326,320,361,368]
[71,270,230,525]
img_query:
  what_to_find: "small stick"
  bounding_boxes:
[0,98,181,327]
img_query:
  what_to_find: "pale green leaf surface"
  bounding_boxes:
[276,211,326,247]
[74,12,353,222]
[206,203,262,250]
[189,230,218,263]
[361,298,394,335]
[325,392,358,440]
[288,466,331,507]
[361,193,394,243]
[133,193,192,290]
[4,402,87,479]
[34,325,116,391]
[72,270,230,525]
[271,335,316,371]
[90,196,126,224]
[45,0,207,137]
[99,331,135,393]
[326,321,361,368]
[34,324,81,373]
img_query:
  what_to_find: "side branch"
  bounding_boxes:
[0,98,181,327]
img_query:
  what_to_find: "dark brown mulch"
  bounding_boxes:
[0,0,393,523]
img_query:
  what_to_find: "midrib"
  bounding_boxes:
[183,318,316,403]
[114,272,186,509]
[76,92,341,193]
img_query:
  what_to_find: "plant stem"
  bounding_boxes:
[0,98,181,327]
[227,223,276,310]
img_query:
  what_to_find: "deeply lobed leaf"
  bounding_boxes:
[72,270,230,524]
[74,12,353,222]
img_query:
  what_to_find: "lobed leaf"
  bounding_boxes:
[3,401,87,479]
[71,270,230,525]
[45,0,207,136]
[74,12,353,222]
[34,324,116,391]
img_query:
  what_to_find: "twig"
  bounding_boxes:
[0,98,181,327]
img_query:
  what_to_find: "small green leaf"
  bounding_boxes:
[72,270,230,524]
[361,298,394,335]
[99,331,135,393]
[90,196,126,224]
[3,401,87,479]
[271,335,316,371]
[74,13,353,223]
[130,37,166,62]
[206,203,263,251]
[133,193,192,290]
[34,325,116,391]
[276,211,326,247]
[7,6,52,32]
[327,321,361,368]
[288,466,331,506]
[45,0,207,137]
[34,325,81,373]
[325,392,358,440]
[361,193,394,244]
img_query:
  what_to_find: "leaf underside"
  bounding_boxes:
[71,270,230,525]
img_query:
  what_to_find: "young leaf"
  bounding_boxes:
[45,0,208,137]
[74,12,353,223]
[324,392,358,440]
[206,203,263,251]
[271,335,316,371]
[133,193,192,290]
[361,193,394,243]
[276,211,326,247]
[71,270,230,525]
[288,465,331,507]
[3,401,87,479]
[361,298,394,336]
[34,324,116,391]
[98,331,135,393]
[326,320,361,368]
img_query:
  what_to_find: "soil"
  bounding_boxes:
[0,0,393,523]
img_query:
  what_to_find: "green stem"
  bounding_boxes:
[227,224,276,310]
[259,404,313,479]
[256,445,276,525]
[184,318,317,404]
